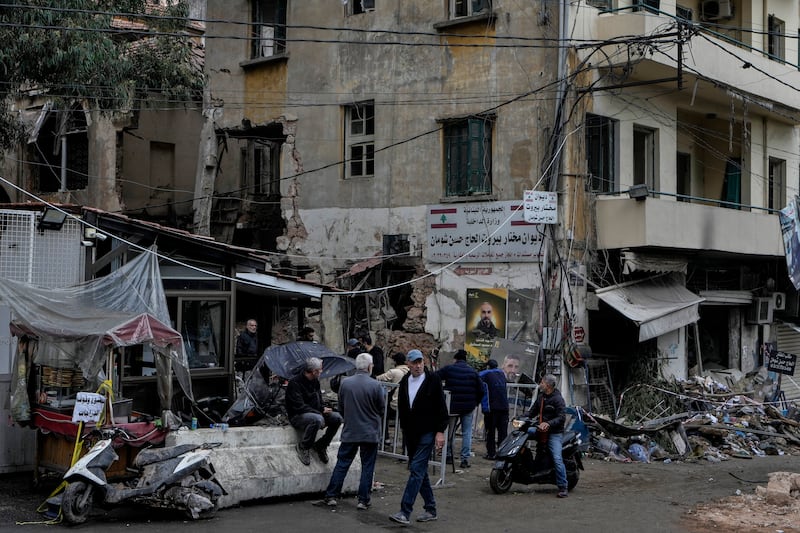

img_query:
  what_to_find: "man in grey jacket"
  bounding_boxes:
[315,353,385,509]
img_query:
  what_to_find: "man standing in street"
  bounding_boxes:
[436,349,483,468]
[235,319,259,357]
[479,359,509,459]
[315,353,384,510]
[528,373,569,498]
[389,349,449,525]
[359,334,385,378]
[286,357,343,466]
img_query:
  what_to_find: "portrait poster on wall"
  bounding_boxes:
[465,288,508,365]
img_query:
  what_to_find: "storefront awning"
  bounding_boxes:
[596,276,704,342]
[236,272,324,299]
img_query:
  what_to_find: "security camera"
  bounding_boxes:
[95,232,107,241]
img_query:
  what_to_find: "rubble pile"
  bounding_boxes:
[584,369,800,463]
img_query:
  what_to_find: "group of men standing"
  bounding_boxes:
[280,334,570,526]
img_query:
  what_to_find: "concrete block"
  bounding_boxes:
[166,426,360,508]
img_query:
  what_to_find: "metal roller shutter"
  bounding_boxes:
[775,323,800,401]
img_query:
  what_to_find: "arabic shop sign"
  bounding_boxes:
[72,392,107,423]
[428,201,543,263]
[768,350,797,376]
[523,190,558,224]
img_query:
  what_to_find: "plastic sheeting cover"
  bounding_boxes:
[1,248,193,417]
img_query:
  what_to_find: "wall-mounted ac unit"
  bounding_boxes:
[747,297,773,324]
[701,0,733,22]
[773,292,787,311]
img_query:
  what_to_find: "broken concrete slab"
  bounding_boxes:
[166,425,360,508]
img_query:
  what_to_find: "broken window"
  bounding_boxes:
[768,15,785,62]
[347,0,375,15]
[768,157,786,211]
[633,125,658,191]
[586,113,617,193]
[444,117,493,197]
[450,0,491,18]
[34,108,89,193]
[344,101,375,179]
[633,0,659,14]
[241,139,280,195]
[251,0,286,59]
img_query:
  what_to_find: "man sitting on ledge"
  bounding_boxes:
[286,357,343,465]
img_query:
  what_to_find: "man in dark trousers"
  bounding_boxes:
[479,359,510,459]
[286,357,343,466]
[527,373,569,498]
[389,349,449,525]
[315,353,385,510]
[436,349,483,468]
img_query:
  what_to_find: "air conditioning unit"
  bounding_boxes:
[701,0,733,22]
[747,297,773,324]
[773,292,787,311]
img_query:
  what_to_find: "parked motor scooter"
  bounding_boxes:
[60,428,226,524]
[489,413,585,494]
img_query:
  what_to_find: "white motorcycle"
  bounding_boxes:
[61,428,226,524]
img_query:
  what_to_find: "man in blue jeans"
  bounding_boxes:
[527,373,569,497]
[389,349,449,525]
[286,358,343,466]
[436,349,483,468]
[315,353,385,509]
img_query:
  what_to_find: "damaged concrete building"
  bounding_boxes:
[201,0,800,407]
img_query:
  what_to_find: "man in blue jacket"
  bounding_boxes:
[436,349,484,468]
[479,359,509,459]
[389,349,449,525]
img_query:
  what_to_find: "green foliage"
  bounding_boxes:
[0,0,203,148]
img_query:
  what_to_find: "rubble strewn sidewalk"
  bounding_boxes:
[582,370,800,464]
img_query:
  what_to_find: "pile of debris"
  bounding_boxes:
[584,369,800,463]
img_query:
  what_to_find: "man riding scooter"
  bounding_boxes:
[528,373,569,498]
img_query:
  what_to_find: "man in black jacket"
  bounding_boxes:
[286,358,343,466]
[436,349,483,468]
[527,373,568,497]
[389,349,449,525]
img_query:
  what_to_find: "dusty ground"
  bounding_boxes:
[3,451,800,532]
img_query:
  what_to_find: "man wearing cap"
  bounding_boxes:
[346,338,362,358]
[389,349,449,525]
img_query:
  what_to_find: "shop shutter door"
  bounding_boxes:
[775,324,800,401]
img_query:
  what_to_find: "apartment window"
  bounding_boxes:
[768,15,785,61]
[633,0,659,14]
[585,113,617,193]
[345,102,375,178]
[587,0,612,10]
[768,157,786,210]
[444,117,492,197]
[676,5,692,21]
[251,0,286,59]
[676,152,691,202]
[633,125,657,190]
[347,0,374,15]
[241,140,280,195]
[450,0,491,18]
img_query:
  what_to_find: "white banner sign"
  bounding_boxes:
[523,190,558,224]
[428,201,543,263]
[72,392,106,423]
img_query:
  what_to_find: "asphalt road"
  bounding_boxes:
[4,452,800,532]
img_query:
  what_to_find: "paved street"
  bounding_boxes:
[5,453,800,532]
